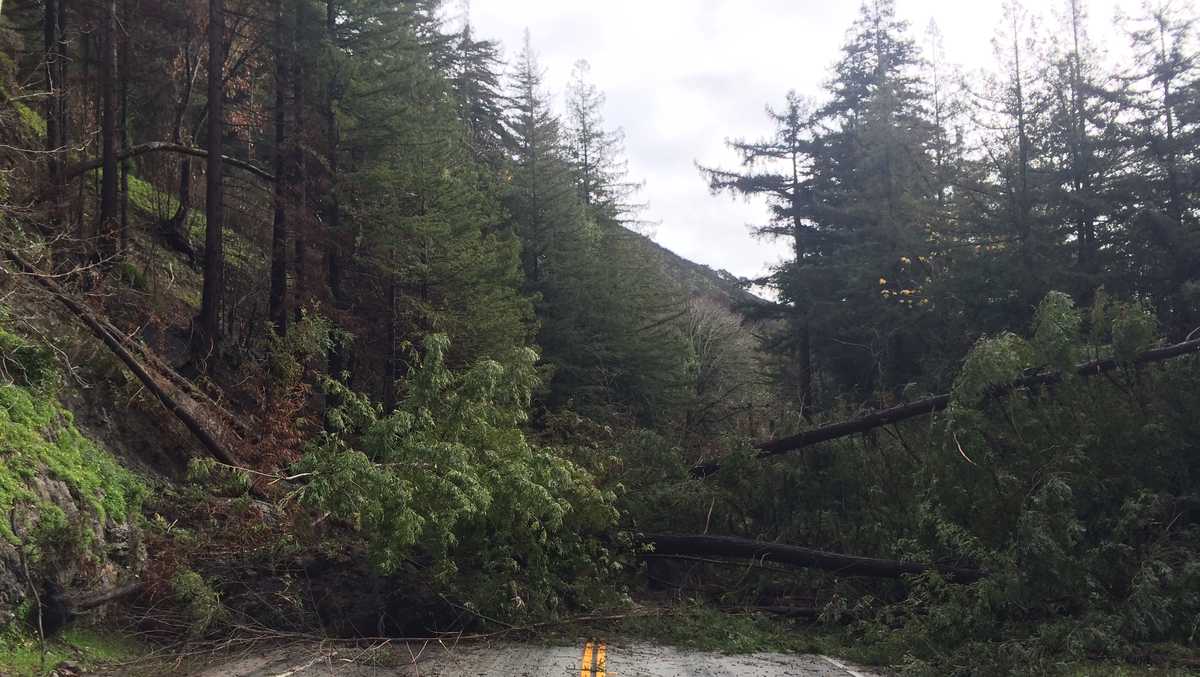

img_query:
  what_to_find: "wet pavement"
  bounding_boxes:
[184,639,883,676]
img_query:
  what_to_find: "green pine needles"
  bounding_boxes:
[296,334,620,621]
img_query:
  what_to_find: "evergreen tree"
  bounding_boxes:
[808,0,939,396]
[565,60,640,221]
[701,92,821,411]
[1119,0,1200,334]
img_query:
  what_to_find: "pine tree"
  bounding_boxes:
[451,20,511,163]
[700,91,820,411]
[1119,0,1200,334]
[808,0,939,396]
[565,60,641,221]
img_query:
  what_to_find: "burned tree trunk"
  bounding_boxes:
[269,0,290,336]
[195,0,226,364]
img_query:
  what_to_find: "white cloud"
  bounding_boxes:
[466,0,1144,279]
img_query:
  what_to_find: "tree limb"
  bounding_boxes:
[642,533,985,583]
[4,250,248,471]
[693,337,1200,476]
[61,142,274,183]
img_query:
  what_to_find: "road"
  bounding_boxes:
[185,639,883,676]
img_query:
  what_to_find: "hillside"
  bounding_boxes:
[1,1,1200,675]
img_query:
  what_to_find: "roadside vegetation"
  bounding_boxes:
[0,0,1198,675]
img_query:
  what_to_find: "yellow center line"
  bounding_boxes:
[581,640,595,677]
[595,642,607,677]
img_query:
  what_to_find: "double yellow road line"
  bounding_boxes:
[580,640,607,676]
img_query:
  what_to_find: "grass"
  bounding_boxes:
[126,173,266,270]
[0,624,146,676]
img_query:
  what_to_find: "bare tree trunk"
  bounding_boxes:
[119,18,129,257]
[196,0,225,363]
[98,0,119,261]
[322,0,348,428]
[383,272,399,413]
[43,0,62,205]
[292,8,308,323]
[324,0,342,309]
[269,0,289,336]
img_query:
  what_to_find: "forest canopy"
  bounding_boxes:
[0,0,1198,674]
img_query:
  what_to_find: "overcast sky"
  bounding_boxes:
[464,0,1144,281]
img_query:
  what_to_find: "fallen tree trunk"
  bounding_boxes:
[61,141,274,183]
[71,582,145,612]
[693,337,1200,476]
[5,250,245,470]
[642,533,985,583]
[97,316,252,439]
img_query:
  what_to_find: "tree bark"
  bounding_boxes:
[269,0,290,336]
[196,0,226,363]
[98,0,119,260]
[291,6,309,322]
[42,0,62,205]
[642,533,984,583]
[5,251,245,471]
[119,19,130,257]
[693,337,1200,476]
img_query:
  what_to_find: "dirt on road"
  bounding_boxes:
[178,639,884,676]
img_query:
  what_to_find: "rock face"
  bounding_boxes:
[0,472,144,631]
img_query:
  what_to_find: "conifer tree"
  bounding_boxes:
[1119,1,1200,334]
[701,92,820,410]
[808,0,939,395]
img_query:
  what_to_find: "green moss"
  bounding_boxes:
[126,174,263,269]
[0,326,145,544]
[0,624,145,676]
[12,100,46,139]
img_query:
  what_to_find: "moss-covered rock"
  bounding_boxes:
[0,324,147,631]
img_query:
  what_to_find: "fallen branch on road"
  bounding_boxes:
[641,533,985,583]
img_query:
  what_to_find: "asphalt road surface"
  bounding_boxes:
[185,639,883,676]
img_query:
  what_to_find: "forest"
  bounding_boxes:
[0,0,1197,675]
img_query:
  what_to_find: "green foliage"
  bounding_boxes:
[0,320,56,389]
[659,292,1200,674]
[170,568,229,636]
[0,625,144,677]
[611,606,824,655]
[264,310,335,395]
[297,334,619,621]
[1031,292,1082,370]
[0,324,145,544]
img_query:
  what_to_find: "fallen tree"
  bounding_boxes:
[5,250,247,470]
[693,336,1200,476]
[641,533,985,583]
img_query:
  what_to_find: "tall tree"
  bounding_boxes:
[196,0,226,361]
[1120,0,1200,334]
[451,19,510,163]
[807,0,939,395]
[269,0,290,335]
[701,92,819,411]
[565,60,639,220]
[98,0,119,260]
